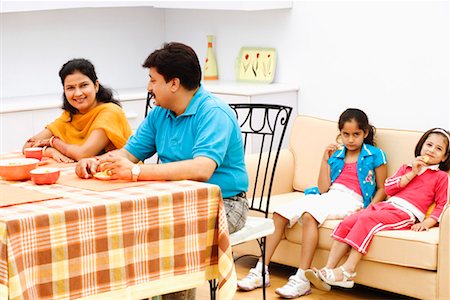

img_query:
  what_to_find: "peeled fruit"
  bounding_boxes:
[93,170,112,180]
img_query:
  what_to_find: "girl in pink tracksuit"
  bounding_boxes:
[306,128,450,291]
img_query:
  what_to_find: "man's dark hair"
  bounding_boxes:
[142,42,201,90]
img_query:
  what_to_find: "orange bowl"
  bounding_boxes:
[0,158,39,181]
[24,147,43,160]
[30,167,60,185]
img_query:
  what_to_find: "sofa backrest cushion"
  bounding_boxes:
[290,115,423,192]
[375,127,423,177]
[290,116,339,191]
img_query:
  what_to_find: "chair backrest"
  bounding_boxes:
[143,92,160,164]
[144,92,154,117]
[229,103,292,218]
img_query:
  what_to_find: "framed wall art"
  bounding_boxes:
[236,47,276,83]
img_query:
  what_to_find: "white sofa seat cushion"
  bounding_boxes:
[285,219,439,271]
[360,227,438,270]
[269,190,439,270]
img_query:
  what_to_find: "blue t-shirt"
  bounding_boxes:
[125,85,248,198]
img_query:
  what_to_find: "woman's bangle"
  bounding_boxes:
[42,146,48,156]
[404,173,411,181]
[50,136,60,147]
[49,136,55,147]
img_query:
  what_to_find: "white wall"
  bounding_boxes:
[1,1,449,131]
[1,7,164,98]
[165,1,449,131]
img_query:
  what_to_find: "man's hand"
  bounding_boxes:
[76,157,100,179]
[98,152,135,181]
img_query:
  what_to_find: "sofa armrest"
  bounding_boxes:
[245,149,295,197]
[437,205,450,299]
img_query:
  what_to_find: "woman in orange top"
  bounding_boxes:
[23,58,132,162]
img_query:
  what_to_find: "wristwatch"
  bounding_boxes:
[131,164,141,182]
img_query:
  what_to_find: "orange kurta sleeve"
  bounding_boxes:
[46,103,132,152]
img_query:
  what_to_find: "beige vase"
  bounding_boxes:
[203,35,218,80]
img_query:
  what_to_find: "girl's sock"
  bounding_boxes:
[295,268,307,282]
[255,261,269,274]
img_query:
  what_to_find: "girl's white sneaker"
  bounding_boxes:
[275,276,312,299]
[237,268,270,291]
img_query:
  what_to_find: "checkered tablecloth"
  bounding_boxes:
[0,166,236,299]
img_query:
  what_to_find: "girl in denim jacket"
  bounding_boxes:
[237,108,387,299]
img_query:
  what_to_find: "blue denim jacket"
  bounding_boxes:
[304,143,387,208]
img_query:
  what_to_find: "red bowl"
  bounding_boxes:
[0,158,39,181]
[24,147,43,160]
[30,167,60,185]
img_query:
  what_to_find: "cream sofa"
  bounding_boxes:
[235,115,450,300]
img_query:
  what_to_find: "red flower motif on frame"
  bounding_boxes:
[252,53,260,77]
[242,53,251,73]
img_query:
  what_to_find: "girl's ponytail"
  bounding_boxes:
[364,125,376,146]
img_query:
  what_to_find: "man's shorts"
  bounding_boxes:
[223,192,249,234]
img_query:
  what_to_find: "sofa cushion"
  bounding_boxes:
[290,116,339,192]
[361,226,438,270]
[245,149,295,198]
[270,192,438,271]
[283,215,438,271]
[375,127,423,176]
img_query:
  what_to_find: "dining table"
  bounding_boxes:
[0,153,236,300]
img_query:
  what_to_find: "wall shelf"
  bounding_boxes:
[152,1,292,11]
[0,1,154,13]
[1,1,292,13]
[203,81,298,97]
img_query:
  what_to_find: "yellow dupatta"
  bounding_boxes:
[47,102,132,152]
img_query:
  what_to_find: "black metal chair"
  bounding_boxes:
[209,103,292,300]
[144,92,160,164]
[144,92,154,117]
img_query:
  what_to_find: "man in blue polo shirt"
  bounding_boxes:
[76,42,249,235]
